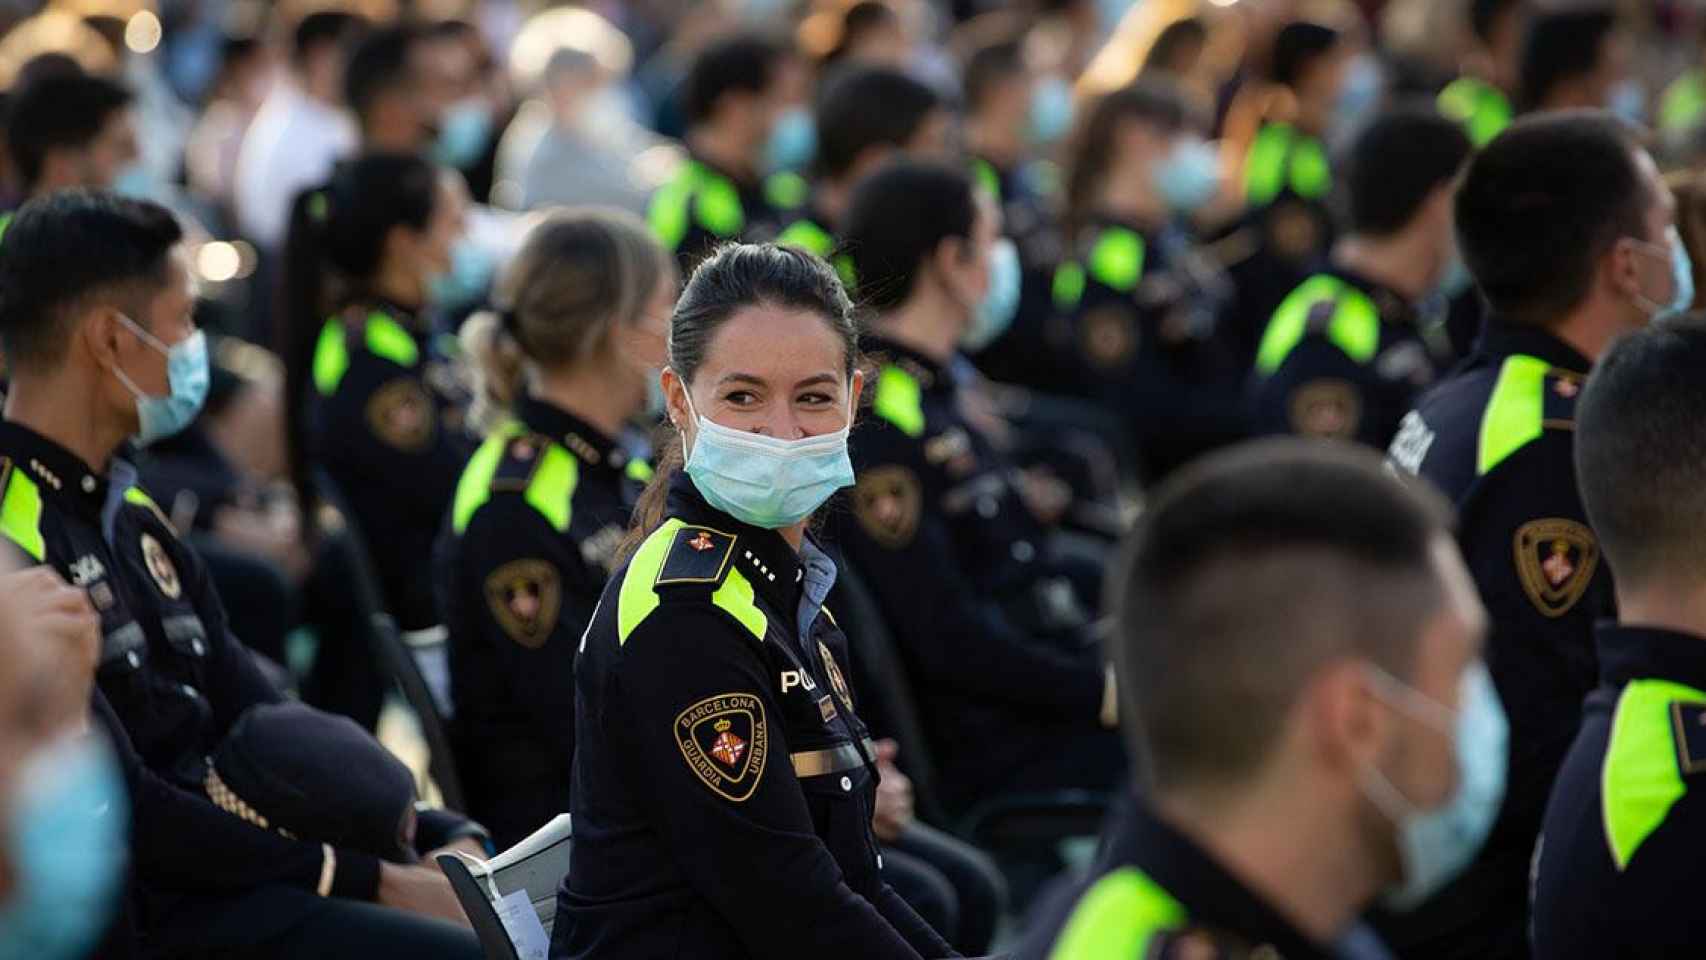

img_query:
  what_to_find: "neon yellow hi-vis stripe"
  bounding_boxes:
[312,312,421,395]
[873,365,925,438]
[615,518,769,645]
[451,426,582,535]
[1049,867,1187,959]
[1602,679,1706,870]
[1476,354,1550,476]
[1245,124,1331,207]
[0,463,44,561]
[1254,274,1380,376]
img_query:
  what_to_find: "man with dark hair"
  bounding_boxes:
[0,191,484,959]
[773,66,950,269]
[4,70,137,201]
[1531,324,1706,957]
[647,34,806,269]
[1245,21,1348,211]
[1518,8,1634,116]
[344,25,434,153]
[1382,110,1680,959]
[1251,105,1472,448]
[1019,439,1500,959]
[1439,0,1527,146]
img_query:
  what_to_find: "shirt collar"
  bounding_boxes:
[1328,263,1417,320]
[0,420,116,520]
[862,335,948,393]
[516,394,628,474]
[1596,624,1706,693]
[665,471,809,613]
[1474,318,1593,375]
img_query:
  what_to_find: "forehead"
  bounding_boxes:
[697,304,845,379]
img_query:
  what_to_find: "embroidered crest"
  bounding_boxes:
[656,525,736,585]
[366,379,436,452]
[851,465,921,549]
[1513,518,1599,618]
[1288,378,1361,440]
[140,533,181,599]
[483,559,561,648]
[1080,304,1139,369]
[819,640,852,709]
[675,693,768,801]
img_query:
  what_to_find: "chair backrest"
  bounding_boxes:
[438,854,522,960]
[434,814,573,959]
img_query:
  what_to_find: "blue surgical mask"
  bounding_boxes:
[429,240,498,311]
[1609,80,1648,125]
[764,107,817,175]
[109,315,210,446]
[1437,252,1474,300]
[1332,54,1385,144]
[1631,226,1695,322]
[1028,75,1075,147]
[1359,660,1508,910]
[434,99,493,169]
[679,382,855,529]
[1154,138,1222,214]
[964,238,1021,352]
[111,163,155,200]
[0,736,130,960]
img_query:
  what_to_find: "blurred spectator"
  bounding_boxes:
[423,20,507,203]
[1661,14,1706,138]
[818,1,910,72]
[233,11,364,249]
[1141,15,1207,79]
[345,24,435,154]
[1667,168,1706,313]
[1518,7,1634,116]
[4,68,138,204]
[185,34,272,220]
[1437,0,1525,146]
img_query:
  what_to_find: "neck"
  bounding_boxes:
[1333,233,1435,304]
[1617,581,1706,639]
[815,179,850,228]
[371,271,424,313]
[1549,300,1632,364]
[4,377,127,474]
[1094,185,1168,234]
[530,363,636,440]
[878,289,962,364]
[688,126,756,184]
[1155,782,1377,945]
[779,522,806,552]
[966,119,1020,171]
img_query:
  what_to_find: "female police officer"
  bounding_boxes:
[552,244,956,959]
[435,208,674,850]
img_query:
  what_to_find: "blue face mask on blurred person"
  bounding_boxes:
[428,240,499,311]
[111,163,154,200]
[964,238,1021,352]
[1359,661,1508,910]
[764,107,817,175]
[0,737,129,960]
[1332,54,1385,143]
[1608,80,1648,125]
[1028,75,1075,147]
[679,382,856,529]
[1153,138,1222,215]
[109,315,210,446]
[434,99,493,169]
[1630,226,1695,322]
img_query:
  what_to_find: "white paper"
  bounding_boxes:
[494,888,549,960]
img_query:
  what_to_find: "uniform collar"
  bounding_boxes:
[516,394,629,474]
[0,420,118,519]
[687,149,759,193]
[1475,319,1593,375]
[1596,624,1706,693]
[1106,800,1339,959]
[862,334,948,394]
[1327,263,1417,319]
[665,471,808,613]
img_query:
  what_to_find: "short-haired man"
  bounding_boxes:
[1019,439,1502,958]
[1518,8,1634,115]
[1383,110,1681,958]
[1531,324,1706,957]
[1439,0,1527,146]
[0,191,483,959]
[1251,105,1472,448]
[5,70,137,203]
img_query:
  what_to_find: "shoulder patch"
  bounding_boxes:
[1080,304,1140,369]
[675,693,768,802]
[657,524,737,586]
[1289,378,1361,439]
[851,465,921,549]
[483,558,561,649]
[1674,702,1706,776]
[366,378,437,452]
[1513,518,1599,618]
[1543,370,1584,430]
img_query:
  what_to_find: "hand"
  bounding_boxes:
[1017,466,1073,527]
[1100,665,1119,729]
[870,739,914,843]
[378,862,471,927]
[0,568,99,732]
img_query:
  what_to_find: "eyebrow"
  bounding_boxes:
[714,372,842,390]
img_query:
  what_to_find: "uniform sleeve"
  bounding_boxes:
[176,527,285,726]
[872,882,959,957]
[94,689,382,901]
[1251,336,1388,446]
[322,353,473,523]
[605,605,928,960]
[1609,785,1706,952]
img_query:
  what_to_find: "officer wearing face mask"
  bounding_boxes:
[1053,81,1245,482]
[1251,106,1471,450]
[1382,112,1681,960]
[1017,440,1505,960]
[554,244,955,959]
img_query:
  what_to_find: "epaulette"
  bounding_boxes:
[1541,368,1584,429]
[1147,925,1264,959]
[655,523,738,589]
[488,431,549,494]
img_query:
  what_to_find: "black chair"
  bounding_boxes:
[436,813,573,960]
[439,854,521,960]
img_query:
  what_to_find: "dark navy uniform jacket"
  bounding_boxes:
[435,395,648,850]
[307,301,475,632]
[1532,625,1706,958]
[1381,321,1613,960]
[1250,266,1454,449]
[553,473,955,959]
[647,153,800,272]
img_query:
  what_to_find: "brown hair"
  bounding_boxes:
[460,207,673,434]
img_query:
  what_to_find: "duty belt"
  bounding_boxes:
[791,738,876,778]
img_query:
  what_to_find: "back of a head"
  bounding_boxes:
[293,11,363,69]
[1063,80,1195,237]
[1471,0,1522,47]
[839,161,975,313]
[1455,110,1645,327]
[814,66,940,180]
[1344,103,1472,237]
[343,24,418,123]
[1576,324,1706,589]
[1145,17,1208,74]
[0,191,182,372]
[1518,9,1615,111]
[964,39,1024,115]
[681,34,782,130]
[1270,21,1341,90]
[1114,439,1452,792]
[6,70,131,189]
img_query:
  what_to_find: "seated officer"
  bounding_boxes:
[1438,0,1525,147]
[1018,440,1503,959]
[1251,105,1471,448]
[1382,111,1680,959]
[648,34,808,270]
[0,192,481,959]
[3,66,138,216]
[1532,324,1706,957]
[1517,9,1635,116]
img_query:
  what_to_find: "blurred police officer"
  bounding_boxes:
[1018,439,1503,959]
[1383,111,1682,959]
[1531,324,1706,957]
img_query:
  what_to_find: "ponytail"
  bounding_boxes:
[460,310,528,436]
[615,423,684,565]
[280,183,332,543]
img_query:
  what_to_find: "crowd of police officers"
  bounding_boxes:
[11,0,1706,957]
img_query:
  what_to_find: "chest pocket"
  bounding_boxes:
[100,621,148,675]
[161,614,211,659]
